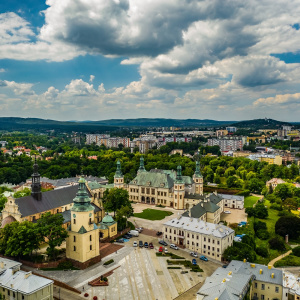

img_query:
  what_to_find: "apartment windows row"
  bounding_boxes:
[130,195,139,200]
[158,191,167,196]
[253,283,279,293]
[130,188,139,193]
[157,199,167,205]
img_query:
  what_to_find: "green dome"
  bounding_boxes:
[102,214,114,223]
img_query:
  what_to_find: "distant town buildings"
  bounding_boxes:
[226,126,237,133]
[208,137,246,151]
[85,134,130,148]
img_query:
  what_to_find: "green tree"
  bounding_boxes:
[248,178,264,194]
[37,212,68,260]
[103,188,130,217]
[115,205,134,230]
[268,236,286,251]
[0,195,7,211]
[275,216,300,240]
[275,183,293,200]
[13,188,31,198]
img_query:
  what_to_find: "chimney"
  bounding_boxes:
[243,259,246,263]
[259,269,263,274]
[271,273,274,278]
[250,264,255,268]
[0,262,4,269]
[24,272,32,279]
[268,265,272,269]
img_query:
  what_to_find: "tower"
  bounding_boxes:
[173,165,185,210]
[114,159,124,188]
[193,160,203,195]
[31,156,42,200]
[137,156,146,174]
[66,177,100,263]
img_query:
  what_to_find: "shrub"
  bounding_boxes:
[58,261,73,269]
[103,259,114,266]
[256,229,270,240]
[274,255,300,267]
[256,246,269,258]
[254,221,267,233]
[167,267,181,269]
[292,246,300,257]
[270,203,282,211]
[93,297,98,300]
[84,293,89,297]
[236,190,250,196]
[268,236,286,251]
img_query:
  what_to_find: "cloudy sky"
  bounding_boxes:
[0,0,300,121]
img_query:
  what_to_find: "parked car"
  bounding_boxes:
[159,240,168,246]
[156,231,162,236]
[144,242,149,248]
[159,246,163,253]
[149,242,154,249]
[129,230,139,237]
[222,264,228,268]
[133,241,138,247]
[224,211,231,214]
[164,247,168,253]
[200,255,208,261]
[139,241,143,248]
[123,234,131,239]
[192,259,197,265]
[117,238,124,243]
[170,244,179,250]
[136,227,143,233]
[190,252,198,258]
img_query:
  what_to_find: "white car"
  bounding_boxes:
[170,244,179,250]
[164,248,168,253]
[133,241,138,247]
[224,211,231,214]
[190,252,198,257]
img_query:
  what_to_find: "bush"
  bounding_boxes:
[256,229,270,240]
[256,246,269,258]
[235,190,250,196]
[292,246,300,257]
[167,267,181,269]
[268,236,286,251]
[84,293,89,297]
[274,255,300,267]
[254,221,267,233]
[93,297,98,300]
[270,203,283,211]
[103,259,114,266]
[58,261,73,269]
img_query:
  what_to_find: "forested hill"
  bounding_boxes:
[0,117,119,133]
[83,118,235,127]
[231,118,292,129]
[0,117,235,131]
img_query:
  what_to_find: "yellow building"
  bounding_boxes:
[259,155,282,165]
[66,177,100,263]
[247,136,266,144]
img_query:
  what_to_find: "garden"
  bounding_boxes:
[134,208,173,220]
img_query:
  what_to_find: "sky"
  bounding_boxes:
[0,0,300,122]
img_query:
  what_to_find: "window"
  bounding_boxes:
[261,284,265,290]
[187,233,190,238]
[90,245,92,250]
[169,229,172,233]
[73,219,76,224]
[217,241,220,245]
[254,283,257,288]
[73,236,76,242]
[165,228,167,232]
[90,235,92,241]
[261,295,264,300]
[275,286,279,293]
[74,246,76,251]
[204,237,206,242]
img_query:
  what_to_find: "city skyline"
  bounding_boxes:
[0,0,300,121]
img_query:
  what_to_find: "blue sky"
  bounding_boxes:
[0,0,300,121]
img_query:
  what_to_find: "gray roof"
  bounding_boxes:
[15,185,92,218]
[197,267,253,300]
[0,269,53,295]
[0,258,21,275]
[164,216,234,238]
[39,176,107,188]
[227,260,283,285]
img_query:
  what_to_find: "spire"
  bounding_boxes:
[114,159,123,178]
[175,165,183,183]
[195,159,202,177]
[138,156,146,173]
[31,155,42,200]
[71,177,94,212]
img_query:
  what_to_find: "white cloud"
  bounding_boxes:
[89,75,95,82]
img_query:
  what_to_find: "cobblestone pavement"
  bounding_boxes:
[82,234,219,300]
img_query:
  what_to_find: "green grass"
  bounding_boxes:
[103,259,114,266]
[244,196,260,208]
[274,255,300,267]
[134,208,173,220]
[156,252,184,259]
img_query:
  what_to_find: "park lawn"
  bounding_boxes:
[244,196,260,208]
[274,255,300,267]
[134,208,173,220]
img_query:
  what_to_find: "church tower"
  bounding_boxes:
[193,160,203,195]
[137,156,146,174]
[114,160,124,188]
[66,177,100,263]
[173,165,185,210]
[31,156,42,200]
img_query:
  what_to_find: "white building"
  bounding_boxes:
[208,137,246,151]
[163,215,234,261]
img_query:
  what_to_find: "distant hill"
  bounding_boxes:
[231,118,292,129]
[82,118,235,127]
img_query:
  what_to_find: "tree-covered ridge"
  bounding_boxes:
[232,118,291,129]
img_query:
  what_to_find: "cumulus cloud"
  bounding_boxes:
[253,93,300,107]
